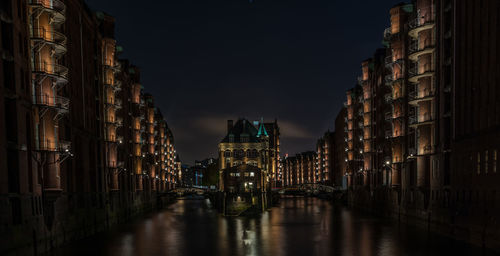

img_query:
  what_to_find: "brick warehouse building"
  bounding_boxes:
[282,151,317,187]
[0,0,181,254]
[333,0,500,250]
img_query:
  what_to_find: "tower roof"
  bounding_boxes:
[256,121,269,137]
[221,118,259,143]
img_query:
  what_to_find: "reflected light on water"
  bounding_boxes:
[53,197,496,256]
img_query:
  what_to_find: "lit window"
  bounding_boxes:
[494,150,497,173]
[250,172,255,177]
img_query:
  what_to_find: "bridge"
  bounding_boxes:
[278,183,345,197]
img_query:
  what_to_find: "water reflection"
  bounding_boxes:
[54,197,495,256]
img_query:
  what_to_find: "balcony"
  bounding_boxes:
[28,0,66,24]
[383,27,391,40]
[408,16,435,38]
[385,55,393,68]
[115,98,122,109]
[32,62,69,85]
[409,113,435,127]
[30,27,66,55]
[409,42,435,61]
[392,156,403,163]
[419,144,435,155]
[35,139,71,153]
[116,117,123,127]
[384,74,393,85]
[104,78,114,87]
[103,59,120,72]
[408,89,435,105]
[408,65,434,83]
[393,129,404,138]
[106,98,122,109]
[384,93,392,103]
[33,94,69,113]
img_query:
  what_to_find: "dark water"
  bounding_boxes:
[54,197,497,256]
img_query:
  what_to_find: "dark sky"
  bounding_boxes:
[85,0,402,164]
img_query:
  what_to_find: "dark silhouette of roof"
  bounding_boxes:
[221,118,260,143]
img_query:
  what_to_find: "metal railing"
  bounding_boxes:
[409,41,419,54]
[384,93,393,103]
[385,74,393,84]
[410,112,434,125]
[408,65,419,77]
[409,88,434,101]
[423,144,434,154]
[393,156,402,163]
[104,78,113,86]
[30,27,66,47]
[35,139,71,152]
[32,62,68,80]
[409,115,417,125]
[385,55,393,66]
[116,117,123,127]
[104,59,120,70]
[33,94,69,110]
[408,16,434,29]
[28,0,66,14]
[383,27,392,39]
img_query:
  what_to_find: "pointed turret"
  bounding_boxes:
[256,117,269,137]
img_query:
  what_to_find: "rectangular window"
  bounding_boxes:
[494,150,497,173]
[485,150,489,174]
[477,152,481,174]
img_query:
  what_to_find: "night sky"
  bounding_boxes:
[85,0,402,164]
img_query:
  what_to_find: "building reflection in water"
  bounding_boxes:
[53,197,496,256]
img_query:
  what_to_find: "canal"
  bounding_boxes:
[53,197,495,256]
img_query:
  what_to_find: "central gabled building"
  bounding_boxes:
[218,118,274,192]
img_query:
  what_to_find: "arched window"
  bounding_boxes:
[224,150,231,157]
[247,149,258,158]
[234,149,244,159]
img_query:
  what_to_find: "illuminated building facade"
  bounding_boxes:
[283,151,317,186]
[218,118,275,192]
[334,0,500,250]
[264,120,281,188]
[0,1,180,254]
[316,131,335,186]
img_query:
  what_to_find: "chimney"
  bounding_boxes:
[227,120,233,133]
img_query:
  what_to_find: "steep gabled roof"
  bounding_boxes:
[221,118,259,143]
